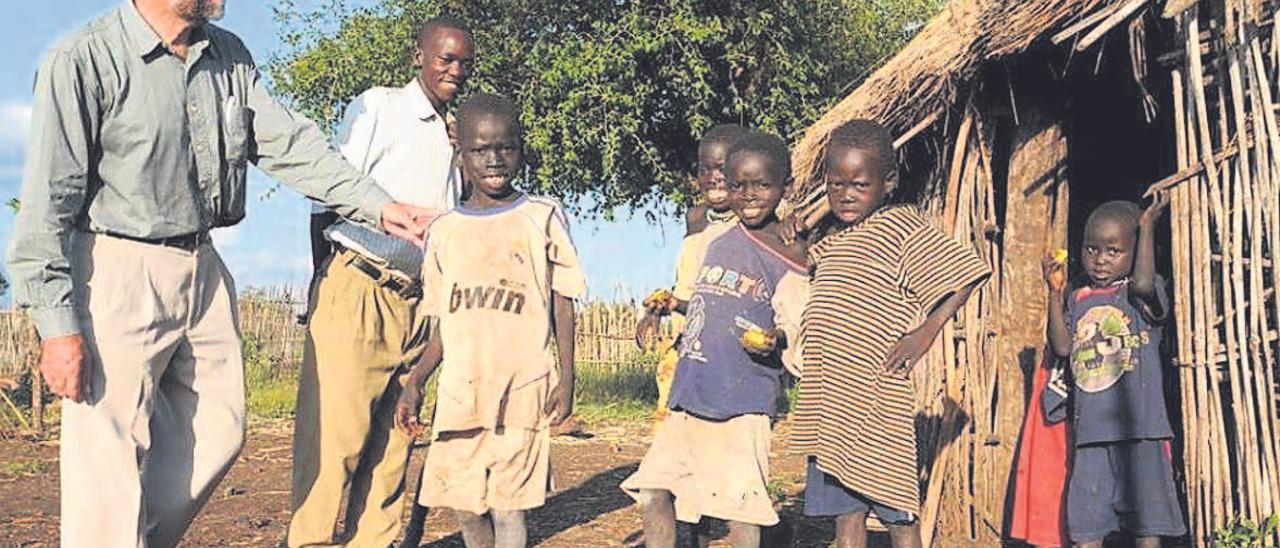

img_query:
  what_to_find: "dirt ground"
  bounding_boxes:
[0,417,905,547]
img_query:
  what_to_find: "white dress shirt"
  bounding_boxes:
[331,79,459,209]
[315,79,460,268]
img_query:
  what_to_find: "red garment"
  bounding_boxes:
[1008,352,1070,547]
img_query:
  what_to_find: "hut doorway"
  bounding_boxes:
[1063,30,1177,275]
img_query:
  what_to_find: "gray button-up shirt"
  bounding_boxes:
[6,3,394,338]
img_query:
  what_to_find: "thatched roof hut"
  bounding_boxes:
[788,0,1279,545]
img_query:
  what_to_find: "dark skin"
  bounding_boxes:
[822,144,980,382]
[639,150,804,548]
[413,26,475,115]
[1043,199,1168,548]
[821,144,980,548]
[1045,194,1168,359]
[395,112,572,548]
[727,151,807,355]
[396,112,575,433]
[683,140,735,236]
[308,25,473,285]
[635,139,736,348]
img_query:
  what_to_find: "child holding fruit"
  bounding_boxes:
[622,130,808,548]
[635,124,748,424]
[1043,196,1185,547]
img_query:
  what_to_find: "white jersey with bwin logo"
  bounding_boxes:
[420,194,587,434]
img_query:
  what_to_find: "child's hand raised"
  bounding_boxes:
[1140,191,1170,230]
[394,384,426,439]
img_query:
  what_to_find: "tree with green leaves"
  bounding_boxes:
[268,0,941,218]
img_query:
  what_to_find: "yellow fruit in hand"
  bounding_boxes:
[1052,248,1069,264]
[643,288,673,308]
[742,328,772,351]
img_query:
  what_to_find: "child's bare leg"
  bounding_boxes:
[1135,538,1161,548]
[675,519,711,548]
[885,522,923,548]
[491,509,527,548]
[726,520,760,548]
[1074,541,1103,548]
[457,510,495,548]
[641,489,677,548]
[834,512,868,548]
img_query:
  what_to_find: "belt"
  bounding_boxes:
[346,252,422,300]
[103,231,210,252]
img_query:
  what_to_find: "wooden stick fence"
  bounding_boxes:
[0,291,662,436]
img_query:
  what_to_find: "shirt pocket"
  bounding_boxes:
[217,95,250,225]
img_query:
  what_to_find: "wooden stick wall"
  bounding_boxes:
[1160,2,1280,544]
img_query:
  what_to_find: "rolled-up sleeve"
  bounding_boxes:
[6,50,99,338]
[243,61,391,225]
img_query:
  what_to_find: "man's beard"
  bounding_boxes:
[172,0,224,24]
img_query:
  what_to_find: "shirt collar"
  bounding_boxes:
[403,79,443,122]
[121,1,215,61]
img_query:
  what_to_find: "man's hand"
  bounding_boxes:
[381,202,442,247]
[544,381,573,426]
[395,383,426,438]
[40,334,89,402]
[1140,191,1170,230]
[883,327,933,379]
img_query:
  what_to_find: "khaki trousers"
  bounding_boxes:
[288,252,428,547]
[62,233,246,548]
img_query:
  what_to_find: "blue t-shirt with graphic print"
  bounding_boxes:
[1067,276,1174,445]
[666,225,805,421]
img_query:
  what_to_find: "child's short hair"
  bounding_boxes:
[417,15,472,42]
[1086,200,1143,234]
[457,93,523,140]
[727,130,791,184]
[700,124,748,152]
[827,119,896,178]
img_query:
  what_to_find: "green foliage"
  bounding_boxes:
[267,0,942,217]
[576,352,660,405]
[0,457,48,478]
[243,333,299,419]
[4,198,18,212]
[1214,514,1280,547]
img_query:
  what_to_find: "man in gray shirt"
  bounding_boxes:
[5,1,436,546]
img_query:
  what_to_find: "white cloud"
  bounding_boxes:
[211,225,240,252]
[0,100,32,152]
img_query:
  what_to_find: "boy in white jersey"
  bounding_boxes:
[395,93,586,547]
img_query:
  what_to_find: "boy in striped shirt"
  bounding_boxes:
[792,120,989,547]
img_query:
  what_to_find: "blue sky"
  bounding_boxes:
[0,1,683,304]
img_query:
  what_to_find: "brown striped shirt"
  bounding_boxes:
[791,206,990,513]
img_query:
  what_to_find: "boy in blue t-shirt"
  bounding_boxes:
[1043,196,1186,547]
[622,131,808,548]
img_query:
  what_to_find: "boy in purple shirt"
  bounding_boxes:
[1044,197,1185,546]
[622,131,808,548]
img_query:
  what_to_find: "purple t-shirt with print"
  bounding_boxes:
[667,225,805,420]
[1067,276,1174,445]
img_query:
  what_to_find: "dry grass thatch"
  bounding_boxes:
[789,0,1115,195]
